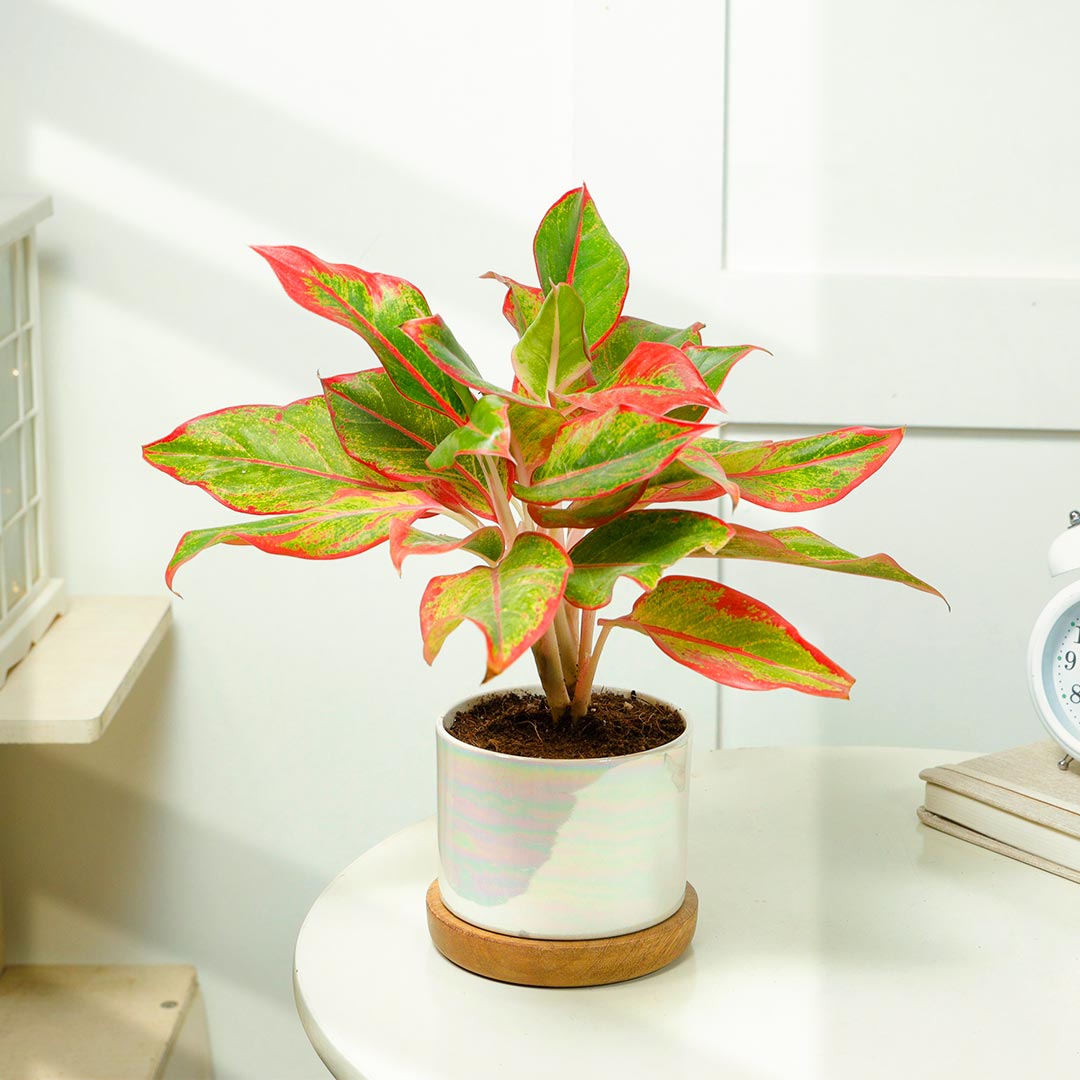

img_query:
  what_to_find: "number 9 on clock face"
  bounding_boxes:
[1028,579,1080,760]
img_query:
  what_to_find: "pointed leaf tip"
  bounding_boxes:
[711,427,904,511]
[163,489,439,590]
[252,245,473,421]
[603,576,853,698]
[532,186,629,347]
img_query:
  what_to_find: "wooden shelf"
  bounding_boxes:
[0,964,212,1079]
[0,194,51,248]
[0,595,171,744]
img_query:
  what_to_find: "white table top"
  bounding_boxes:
[294,746,1080,1080]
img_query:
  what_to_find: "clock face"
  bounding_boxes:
[1029,582,1080,758]
[1042,606,1080,729]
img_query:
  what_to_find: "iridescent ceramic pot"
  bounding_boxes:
[436,686,690,940]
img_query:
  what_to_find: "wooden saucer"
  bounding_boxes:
[425,881,698,987]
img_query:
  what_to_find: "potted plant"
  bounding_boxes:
[144,185,940,985]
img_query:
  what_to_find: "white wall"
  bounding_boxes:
[0,1,1075,1077]
[716,0,1080,749]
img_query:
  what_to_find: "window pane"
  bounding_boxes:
[18,329,32,414]
[3,517,27,611]
[0,339,17,433]
[16,239,29,326]
[0,244,14,340]
[26,504,41,585]
[0,431,23,524]
[23,420,36,500]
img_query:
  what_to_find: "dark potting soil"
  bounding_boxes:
[447,690,685,760]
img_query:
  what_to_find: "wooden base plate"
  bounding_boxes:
[426,881,698,987]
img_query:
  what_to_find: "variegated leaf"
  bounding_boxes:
[420,532,571,680]
[532,185,629,347]
[322,368,495,518]
[528,483,647,529]
[712,524,944,601]
[590,316,703,384]
[399,314,536,407]
[427,396,512,471]
[559,341,722,417]
[669,343,765,422]
[566,510,733,608]
[514,409,709,505]
[603,576,854,698]
[668,444,741,505]
[715,428,904,510]
[165,489,438,592]
[388,521,504,573]
[481,272,545,337]
[511,283,592,403]
[143,396,392,514]
[506,402,564,471]
[685,343,763,395]
[253,246,470,420]
[639,444,744,505]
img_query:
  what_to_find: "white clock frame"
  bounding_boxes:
[1027,576,1080,763]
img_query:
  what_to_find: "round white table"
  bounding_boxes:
[294,747,1080,1079]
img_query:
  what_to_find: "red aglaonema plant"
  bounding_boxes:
[145,186,941,724]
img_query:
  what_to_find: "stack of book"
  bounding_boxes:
[918,741,1080,884]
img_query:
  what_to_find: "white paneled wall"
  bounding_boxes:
[716,0,1080,751]
[0,2,1074,1077]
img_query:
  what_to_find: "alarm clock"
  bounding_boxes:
[1027,510,1080,772]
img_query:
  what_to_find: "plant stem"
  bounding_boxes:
[570,623,613,722]
[577,609,596,676]
[443,508,483,532]
[480,456,519,538]
[554,607,579,691]
[532,626,570,719]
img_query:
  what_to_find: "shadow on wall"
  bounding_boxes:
[2,1,526,379]
[0,6,565,1074]
[0,638,326,999]
[0,8,521,1070]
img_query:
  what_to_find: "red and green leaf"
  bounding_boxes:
[714,428,904,510]
[253,246,469,420]
[669,344,765,422]
[712,524,945,601]
[399,314,536,407]
[322,368,495,518]
[527,483,647,529]
[662,443,741,505]
[481,272,545,337]
[513,408,710,505]
[426,396,512,471]
[388,521,504,573]
[639,457,730,506]
[590,316,704,384]
[420,532,571,680]
[559,341,722,417]
[511,283,592,403]
[566,510,733,609]
[506,402,564,471]
[143,396,393,514]
[532,185,629,347]
[603,576,854,698]
[165,489,438,592]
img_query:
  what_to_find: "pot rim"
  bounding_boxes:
[435,684,688,766]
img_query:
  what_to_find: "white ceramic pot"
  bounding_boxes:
[435,686,690,941]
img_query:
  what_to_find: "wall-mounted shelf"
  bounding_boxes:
[0,595,171,743]
[0,964,213,1079]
